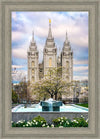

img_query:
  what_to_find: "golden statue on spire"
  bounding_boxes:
[49,19,51,23]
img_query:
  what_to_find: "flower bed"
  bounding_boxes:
[12,115,88,127]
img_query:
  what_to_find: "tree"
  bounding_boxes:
[12,89,18,103]
[29,67,72,100]
[18,77,27,103]
[12,77,28,103]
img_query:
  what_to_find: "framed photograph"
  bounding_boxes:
[11,11,89,123]
[0,0,99,138]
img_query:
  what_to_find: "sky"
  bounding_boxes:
[12,11,88,83]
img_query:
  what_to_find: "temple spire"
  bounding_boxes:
[48,19,52,39]
[63,31,70,49]
[65,32,69,43]
[29,31,37,49]
[32,31,34,42]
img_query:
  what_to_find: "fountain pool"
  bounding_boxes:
[12,103,88,112]
[12,100,88,123]
[12,99,88,123]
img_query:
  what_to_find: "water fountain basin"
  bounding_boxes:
[40,98,63,111]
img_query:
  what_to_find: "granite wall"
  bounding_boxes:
[12,112,88,123]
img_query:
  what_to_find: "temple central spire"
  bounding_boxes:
[32,31,34,42]
[48,19,52,39]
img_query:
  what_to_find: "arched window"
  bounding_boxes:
[32,76,34,81]
[66,61,69,68]
[66,61,69,73]
[32,61,34,67]
[49,58,52,67]
[32,69,34,75]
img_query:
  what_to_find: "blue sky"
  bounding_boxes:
[12,11,88,83]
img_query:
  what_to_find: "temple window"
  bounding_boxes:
[49,58,52,67]
[32,69,34,74]
[66,61,69,67]
[32,61,34,67]
[32,76,34,81]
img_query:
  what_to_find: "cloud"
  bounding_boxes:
[12,12,17,21]
[12,65,24,69]
[12,39,30,59]
[12,47,27,59]
[12,31,25,41]
[73,59,88,65]
[73,75,88,81]
[73,66,88,72]
[12,70,27,82]
[12,11,88,48]
[73,66,88,81]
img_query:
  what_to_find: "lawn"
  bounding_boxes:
[76,103,88,108]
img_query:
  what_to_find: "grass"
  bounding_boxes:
[76,103,88,108]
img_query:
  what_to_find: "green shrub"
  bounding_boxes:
[32,116,46,123]
[12,116,49,127]
[52,116,88,127]
[12,115,88,127]
[72,116,88,127]
[31,116,47,127]
[53,117,72,127]
[12,120,27,127]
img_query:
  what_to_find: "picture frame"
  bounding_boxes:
[0,0,99,138]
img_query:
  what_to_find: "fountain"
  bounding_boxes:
[12,99,88,122]
[40,98,62,111]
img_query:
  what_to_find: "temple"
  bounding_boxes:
[27,20,73,84]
